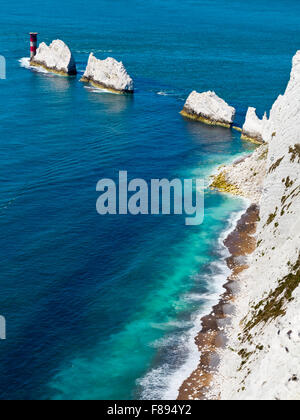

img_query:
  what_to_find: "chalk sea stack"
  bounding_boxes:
[241,107,267,144]
[181,91,236,128]
[30,40,77,76]
[81,53,134,94]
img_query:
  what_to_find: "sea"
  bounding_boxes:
[0,0,299,400]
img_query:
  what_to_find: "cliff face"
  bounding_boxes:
[210,52,300,400]
[81,53,134,94]
[30,40,77,76]
[181,91,236,128]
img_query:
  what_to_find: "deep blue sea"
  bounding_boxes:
[0,0,299,400]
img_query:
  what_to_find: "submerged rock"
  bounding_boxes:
[181,91,236,128]
[242,107,267,144]
[30,40,77,76]
[81,53,134,94]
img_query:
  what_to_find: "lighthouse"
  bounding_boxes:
[30,33,38,59]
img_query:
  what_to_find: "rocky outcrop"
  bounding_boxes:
[210,144,268,203]
[30,40,77,76]
[181,91,236,128]
[81,53,134,94]
[207,51,300,400]
[241,107,267,144]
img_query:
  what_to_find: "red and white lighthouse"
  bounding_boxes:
[30,33,38,59]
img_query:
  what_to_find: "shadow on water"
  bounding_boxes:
[83,86,135,115]
[44,75,77,93]
[181,117,234,144]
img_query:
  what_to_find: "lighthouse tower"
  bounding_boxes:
[30,33,38,60]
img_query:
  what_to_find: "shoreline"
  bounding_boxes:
[177,204,259,400]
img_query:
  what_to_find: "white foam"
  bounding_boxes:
[19,57,30,68]
[139,294,218,400]
[138,205,248,400]
[218,204,249,248]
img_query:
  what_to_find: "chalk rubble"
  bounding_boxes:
[81,53,134,94]
[181,91,236,128]
[30,40,77,76]
[242,107,267,144]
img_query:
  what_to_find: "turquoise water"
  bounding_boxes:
[0,0,299,400]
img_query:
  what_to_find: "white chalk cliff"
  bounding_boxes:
[181,91,236,128]
[242,107,267,144]
[209,51,300,400]
[30,40,77,76]
[81,53,134,94]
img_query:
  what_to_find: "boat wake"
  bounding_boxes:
[156,91,176,97]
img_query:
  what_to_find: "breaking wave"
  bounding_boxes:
[137,206,248,400]
[19,57,49,74]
